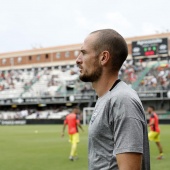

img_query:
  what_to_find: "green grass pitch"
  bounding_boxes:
[0,125,169,170]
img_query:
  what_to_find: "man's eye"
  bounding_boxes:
[82,51,86,55]
[81,50,86,55]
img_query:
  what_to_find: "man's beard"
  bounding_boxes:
[79,62,102,82]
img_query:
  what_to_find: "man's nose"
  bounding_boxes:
[76,53,82,64]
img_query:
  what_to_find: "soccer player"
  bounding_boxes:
[147,106,163,160]
[76,29,150,169]
[61,107,84,161]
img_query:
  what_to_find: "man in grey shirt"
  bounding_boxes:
[76,29,150,170]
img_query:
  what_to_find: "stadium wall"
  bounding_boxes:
[0,118,170,125]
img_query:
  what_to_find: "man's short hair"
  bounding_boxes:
[148,106,155,111]
[90,29,128,71]
[72,106,80,114]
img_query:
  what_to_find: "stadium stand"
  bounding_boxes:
[0,32,170,124]
[0,60,169,121]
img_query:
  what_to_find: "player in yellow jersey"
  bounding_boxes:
[148,106,163,160]
[61,107,84,161]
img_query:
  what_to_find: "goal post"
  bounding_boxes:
[83,107,94,125]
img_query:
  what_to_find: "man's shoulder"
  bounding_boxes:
[150,113,155,118]
[66,113,76,118]
[110,81,138,100]
[153,112,158,118]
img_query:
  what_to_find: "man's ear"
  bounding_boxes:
[100,51,110,65]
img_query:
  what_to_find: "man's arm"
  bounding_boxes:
[148,119,155,127]
[116,153,142,170]
[77,122,84,132]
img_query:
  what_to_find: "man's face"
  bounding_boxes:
[147,107,152,114]
[76,34,102,82]
[74,108,80,114]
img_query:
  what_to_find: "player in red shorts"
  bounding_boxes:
[147,106,163,160]
[61,107,84,161]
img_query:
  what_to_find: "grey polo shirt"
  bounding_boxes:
[88,81,150,170]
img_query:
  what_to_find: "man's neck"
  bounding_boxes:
[92,74,118,97]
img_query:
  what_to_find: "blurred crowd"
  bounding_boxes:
[0,60,169,121]
[119,60,170,91]
[0,107,70,120]
[0,60,169,99]
[139,63,170,91]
